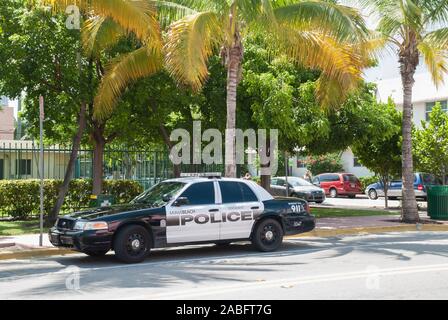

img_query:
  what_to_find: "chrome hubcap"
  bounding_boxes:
[131,239,140,250]
[265,231,274,241]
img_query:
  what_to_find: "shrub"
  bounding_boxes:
[359,176,379,192]
[0,179,144,219]
[305,153,344,175]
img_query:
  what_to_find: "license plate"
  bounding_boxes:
[60,236,73,245]
[50,233,59,244]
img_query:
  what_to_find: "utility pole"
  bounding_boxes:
[39,96,44,247]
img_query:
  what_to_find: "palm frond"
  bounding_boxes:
[275,29,372,107]
[43,0,162,48]
[273,1,368,43]
[418,40,448,87]
[94,46,163,119]
[425,27,448,48]
[165,11,223,91]
[82,16,126,57]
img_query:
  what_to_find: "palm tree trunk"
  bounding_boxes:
[46,102,87,226]
[224,32,243,178]
[399,38,419,223]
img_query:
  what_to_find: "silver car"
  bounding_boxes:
[270,176,326,203]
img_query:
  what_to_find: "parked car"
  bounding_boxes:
[365,173,442,200]
[270,176,326,203]
[49,175,315,263]
[312,173,362,198]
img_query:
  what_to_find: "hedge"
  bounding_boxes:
[0,179,143,219]
[359,176,379,192]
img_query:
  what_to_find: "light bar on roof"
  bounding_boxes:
[180,172,222,177]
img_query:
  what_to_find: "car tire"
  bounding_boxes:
[114,225,151,263]
[315,200,324,204]
[329,188,338,198]
[368,189,378,200]
[252,218,283,252]
[348,194,356,198]
[83,249,109,257]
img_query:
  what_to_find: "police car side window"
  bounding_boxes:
[179,182,215,205]
[219,181,258,203]
[239,183,258,202]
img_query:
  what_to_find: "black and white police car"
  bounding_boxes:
[49,173,316,263]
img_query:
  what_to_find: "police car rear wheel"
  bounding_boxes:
[114,225,151,263]
[252,219,283,252]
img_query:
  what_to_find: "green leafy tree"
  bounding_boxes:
[414,103,448,184]
[90,0,372,179]
[305,153,344,176]
[361,0,448,222]
[352,100,402,208]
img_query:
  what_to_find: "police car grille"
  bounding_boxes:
[57,218,75,230]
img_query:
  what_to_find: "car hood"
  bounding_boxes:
[66,203,159,220]
[292,186,324,192]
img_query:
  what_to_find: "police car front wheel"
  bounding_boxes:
[252,219,283,252]
[114,225,151,263]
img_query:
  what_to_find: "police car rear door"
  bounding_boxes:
[166,181,221,243]
[217,181,263,240]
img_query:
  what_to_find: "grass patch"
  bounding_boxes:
[0,220,49,236]
[311,207,397,218]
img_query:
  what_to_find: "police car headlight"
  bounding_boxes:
[74,221,108,231]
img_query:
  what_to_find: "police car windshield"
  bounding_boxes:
[131,182,186,206]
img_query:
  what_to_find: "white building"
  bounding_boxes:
[291,72,448,178]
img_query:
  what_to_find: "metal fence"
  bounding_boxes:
[0,141,229,189]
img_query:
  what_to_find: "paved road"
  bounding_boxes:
[1,232,447,300]
[315,195,427,211]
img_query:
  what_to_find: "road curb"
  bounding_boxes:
[0,248,75,261]
[289,224,448,238]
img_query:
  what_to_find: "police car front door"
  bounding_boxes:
[218,181,263,240]
[166,181,220,244]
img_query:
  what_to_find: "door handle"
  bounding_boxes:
[251,206,259,210]
[209,208,219,212]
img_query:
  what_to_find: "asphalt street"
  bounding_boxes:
[0,232,447,299]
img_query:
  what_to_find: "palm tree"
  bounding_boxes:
[42,0,164,208]
[360,0,448,223]
[161,0,371,178]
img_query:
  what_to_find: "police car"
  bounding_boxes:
[49,173,316,263]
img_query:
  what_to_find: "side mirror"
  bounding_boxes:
[173,197,189,207]
[162,193,172,202]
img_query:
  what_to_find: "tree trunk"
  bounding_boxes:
[399,34,420,223]
[92,123,105,196]
[382,175,389,209]
[46,103,87,226]
[224,30,243,178]
[150,103,181,178]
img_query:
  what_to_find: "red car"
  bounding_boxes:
[312,173,362,198]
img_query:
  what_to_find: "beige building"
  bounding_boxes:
[0,140,71,180]
[0,106,14,140]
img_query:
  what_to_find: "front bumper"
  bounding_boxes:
[49,227,113,252]
[282,214,316,235]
